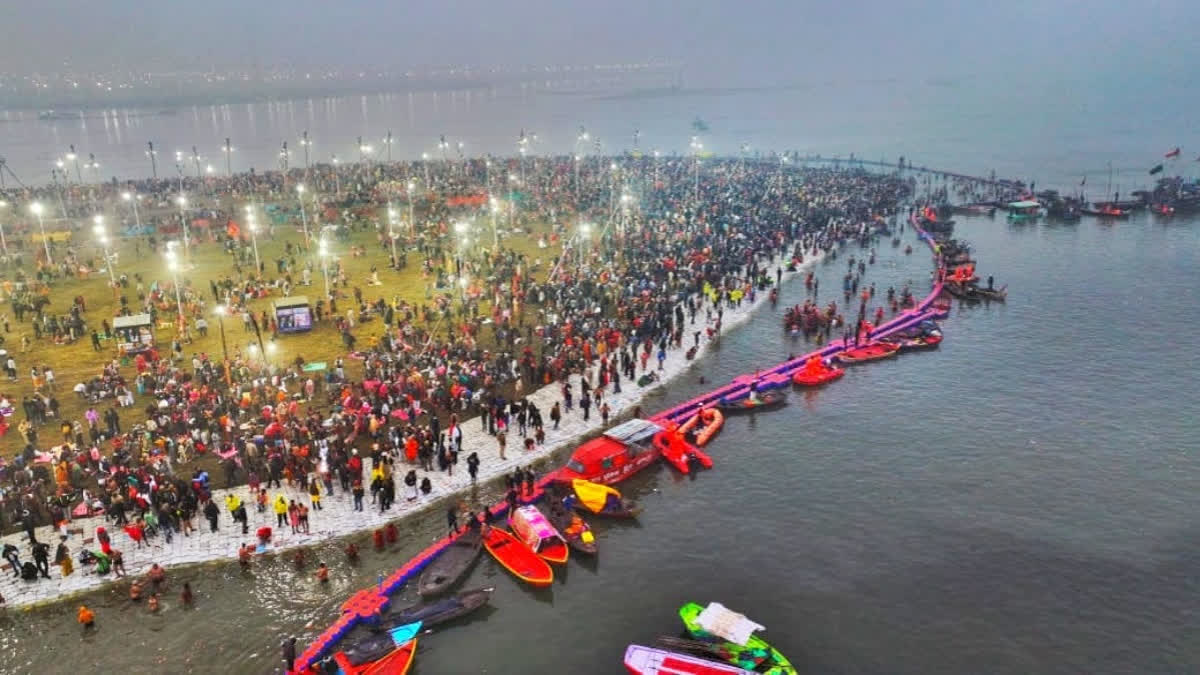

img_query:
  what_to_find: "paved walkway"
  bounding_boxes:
[0,250,816,609]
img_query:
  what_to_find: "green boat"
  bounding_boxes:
[679,602,796,675]
[1006,200,1041,222]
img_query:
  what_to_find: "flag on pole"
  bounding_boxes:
[1165,147,1181,158]
[1080,176,1086,186]
[1149,164,1164,175]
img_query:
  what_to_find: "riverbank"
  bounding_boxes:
[0,245,823,610]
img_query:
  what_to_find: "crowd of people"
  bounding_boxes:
[0,152,912,602]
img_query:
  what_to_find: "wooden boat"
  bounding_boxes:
[482,527,553,586]
[509,504,569,564]
[539,497,597,555]
[417,530,483,597]
[1082,206,1130,219]
[560,478,642,518]
[946,282,1007,302]
[343,589,492,664]
[1005,200,1041,221]
[624,644,752,674]
[834,342,899,364]
[679,602,795,675]
[715,390,786,413]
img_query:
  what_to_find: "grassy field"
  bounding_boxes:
[1,200,561,459]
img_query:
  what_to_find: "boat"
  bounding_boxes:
[881,334,942,351]
[791,356,844,387]
[950,204,996,217]
[945,282,1007,302]
[538,496,597,555]
[715,390,787,413]
[1093,199,1145,211]
[417,530,483,597]
[482,526,553,586]
[1081,205,1130,219]
[890,319,942,339]
[560,479,642,518]
[329,622,420,673]
[1005,200,1041,221]
[558,418,665,485]
[833,341,900,364]
[679,602,795,675]
[624,645,752,674]
[653,427,713,473]
[509,504,569,564]
[342,590,492,664]
[678,408,724,446]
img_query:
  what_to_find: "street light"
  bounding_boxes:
[318,235,331,300]
[578,221,591,265]
[0,200,8,257]
[299,131,312,172]
[245,206,261,273]
[296,183,310,244]
[421,152,431,185]
[165,242,186,331]
[30,202,52,265]
[93,214,116,286]
[67,145,81,183]
[176,194,190,259]
[213,305,230,362]
[382,131,393,163]
[122,191,142,228]
[387,205,399,262]
[407,180,416,237]
[489,196,500,249]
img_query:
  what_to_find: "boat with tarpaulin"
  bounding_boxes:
[679,602,795,675]
[560,479,642,518]
[509,505,569,564]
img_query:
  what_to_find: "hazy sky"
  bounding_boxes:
[5,0,1199,86]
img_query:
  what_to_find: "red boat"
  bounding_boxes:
[834,342,900,364]
[653,427,713,474]
[558,419,666,485]
[482,527,554,587]
[624,645,751,674]
[331,638,417,675]
[792,367,844,386]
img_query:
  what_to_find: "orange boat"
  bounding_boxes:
[509,505,569,564]
[834,342,899,364]
[678,408,723,446]
[331,638,417,675]
[483,526,554,586]
[792,356,845,387]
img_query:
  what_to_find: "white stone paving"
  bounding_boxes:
[0,251,818,609]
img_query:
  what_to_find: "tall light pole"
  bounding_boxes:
[30,202,52,265]
[489,196,500,250]
[0,200,9,257]
[386,204,399,263]
[421,152,430,185]
[383,131,393,163]
[93,215,116,286]
[213,304,230,363]
[331,155,341,196]
[245,206,261,274]
[192,146,202,178]
[223,138,233,176]
[690,136,703,201]
[407,180,416,237]
[85,154,101,184]
[147,141,158,179]
[67,145,81,183]
[575,128,589,199]
[438,136,449,163]
[0,200,8,257]
[122,191,142,228]
[165,242,186,331]
[653,149,661,187]
[176,194,190,259]
[300,131,311,174]
[296,183,310,245]
[318,235,331,300]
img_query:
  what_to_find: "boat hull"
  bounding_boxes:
[482,528,553,587]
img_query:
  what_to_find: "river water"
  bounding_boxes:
[1,85,1198,674]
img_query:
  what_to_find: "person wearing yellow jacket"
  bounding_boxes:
[274,494,288,528]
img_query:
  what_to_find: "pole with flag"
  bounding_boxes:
[1165,147,1181,159]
